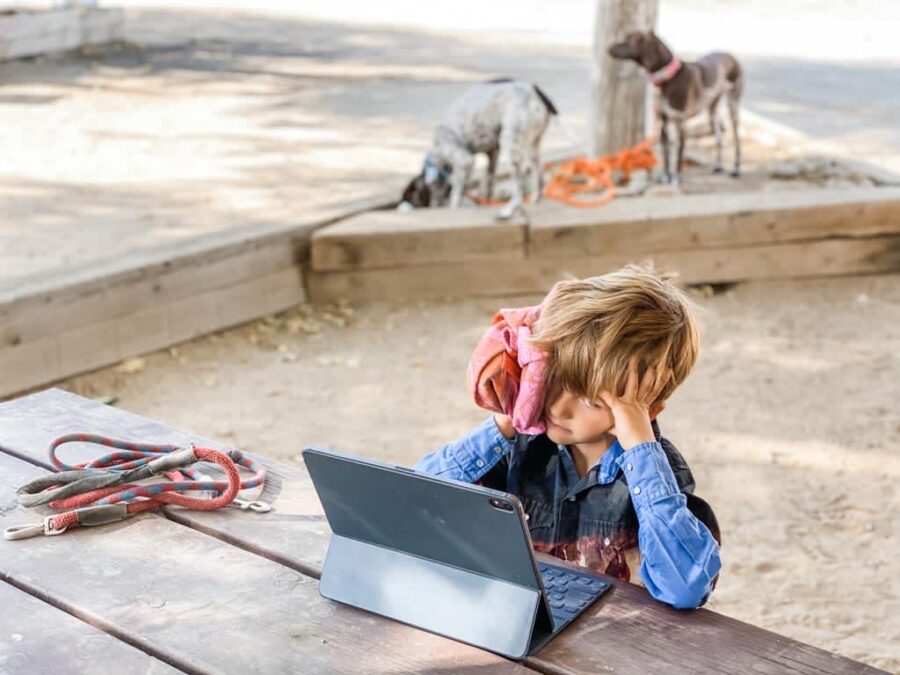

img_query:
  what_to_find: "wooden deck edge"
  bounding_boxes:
[0,8,124,62]
[1,191,394,308]
[0,266,305,399]
[311,188,900,273]
[308,234,900,303]
[0,192,396,400]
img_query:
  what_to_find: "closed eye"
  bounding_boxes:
[580,397,603,409]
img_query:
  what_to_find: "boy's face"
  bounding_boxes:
[544,390,616,447]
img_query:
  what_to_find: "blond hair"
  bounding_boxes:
[530,264,700,405]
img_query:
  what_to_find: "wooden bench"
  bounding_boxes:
[0,389,886,674]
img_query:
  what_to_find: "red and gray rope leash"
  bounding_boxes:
[4,434,270,541]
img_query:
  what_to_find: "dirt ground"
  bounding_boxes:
[59,272,900,671]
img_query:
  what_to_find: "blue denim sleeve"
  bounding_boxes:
[414,416,516,483]
[617,441,721,609]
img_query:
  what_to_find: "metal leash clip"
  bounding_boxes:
[3,515,68,541]
[196,472,272,513]
[231,498,272,513]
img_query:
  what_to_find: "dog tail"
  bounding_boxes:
[532,84,558,116]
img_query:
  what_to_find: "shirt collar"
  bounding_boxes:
[557,438,625,490]
[597,439,626,484]
[559,419,663,488]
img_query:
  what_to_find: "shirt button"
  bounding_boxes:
[475,459,485,468]
[626,463,633,471]
[568,496,576,503]
[494,446,503,454]
[633,486,641,495]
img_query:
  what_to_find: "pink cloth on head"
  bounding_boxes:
[466,301,549,435]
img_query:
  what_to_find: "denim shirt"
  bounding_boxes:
[415,416,722,609]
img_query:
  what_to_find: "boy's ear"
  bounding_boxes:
[649,401,666,421]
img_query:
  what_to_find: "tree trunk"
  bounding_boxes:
[590,0,659,157]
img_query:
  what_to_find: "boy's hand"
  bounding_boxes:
[599,358,670,451]
[493,413,516,440]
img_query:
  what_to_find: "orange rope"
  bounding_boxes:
[466,137,657,209]
[543,138,657,208]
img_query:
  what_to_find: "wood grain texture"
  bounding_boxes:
[308,234,900,303]
[0,9,123,61]
[527,556,885,675]
[0,581,180,675]
[312,208,527,271]
[591,0,658,156]
[0,450,532,675]
[0,267,305,399]
[529,188,900,258]
[0,390,886,674]
[0,389,330,577]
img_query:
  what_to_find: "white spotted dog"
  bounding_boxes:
[609,31,743,185]
[423,78,558,219]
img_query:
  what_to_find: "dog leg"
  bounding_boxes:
[659,113,672,184]
[484,147,498,200]
[674,120,686,186]
[497,107,528,220]
[498,155,526,220]
[709,98,724,174]
[727,93,741,178]
[448,150,474,208]
[527,146,542,205]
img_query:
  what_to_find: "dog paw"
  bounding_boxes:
[729,170,741,179]
[711,166,724,175]
[497,203,528,222]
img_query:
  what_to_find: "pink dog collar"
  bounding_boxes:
[648,57,683,86]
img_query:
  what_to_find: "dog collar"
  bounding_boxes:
[648,57,683,86]
[423,154,451,181]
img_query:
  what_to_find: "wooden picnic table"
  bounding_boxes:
[0,389,886,675]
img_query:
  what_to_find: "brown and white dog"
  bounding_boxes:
[609,31,743,185]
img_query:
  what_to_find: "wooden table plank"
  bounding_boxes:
[0,582,181,675]
[0,451,533,675]
[0,390,886,675]
[530,552,885,675]
[0,388,330,576]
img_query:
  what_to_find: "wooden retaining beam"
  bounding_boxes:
[0,193,395,400]
[0,233,306,400]
[308,187,900,302]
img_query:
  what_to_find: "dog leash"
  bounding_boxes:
[4,434,269,541]
[543,138,657,208]
[467,138,658,210]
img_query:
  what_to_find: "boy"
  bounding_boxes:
[415,265,721,609]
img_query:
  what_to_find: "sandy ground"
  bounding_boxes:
[59,273,900,671]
